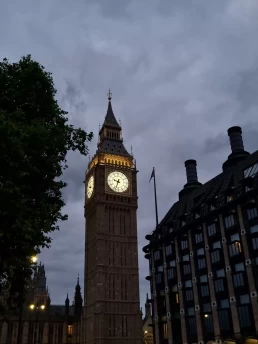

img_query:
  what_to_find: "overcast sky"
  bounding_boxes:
[1,0,258,310]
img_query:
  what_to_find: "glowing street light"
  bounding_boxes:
[31,256,38,264]
[29,304,35,310]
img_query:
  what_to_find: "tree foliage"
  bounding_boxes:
[0,55,93,298]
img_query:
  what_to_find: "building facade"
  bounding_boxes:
[0,264,83,344]
[142,294,154,344]
[83,93,142,344]
[143,126,258,344]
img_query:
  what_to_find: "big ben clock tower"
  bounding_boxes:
[83,91,142,344]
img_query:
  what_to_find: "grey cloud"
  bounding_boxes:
[1,0,258,310]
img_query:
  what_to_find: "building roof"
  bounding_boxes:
[148,150,258,242]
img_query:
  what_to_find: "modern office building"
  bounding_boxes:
[143,126,258,344]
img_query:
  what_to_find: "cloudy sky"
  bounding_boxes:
[1,0,258,309]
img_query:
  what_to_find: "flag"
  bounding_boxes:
[149,167,155,183]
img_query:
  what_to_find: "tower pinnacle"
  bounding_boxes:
[107,89,112,101]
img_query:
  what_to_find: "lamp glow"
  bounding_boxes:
[204,314,209,318]
[40,305,45,310]
[29,304,35,310]
[31,256,38,263]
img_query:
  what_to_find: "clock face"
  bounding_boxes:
[87,175,94,199]
[107,171,129,193]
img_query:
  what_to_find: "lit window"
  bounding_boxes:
[175,293,179,303]
[68,325,73,336]
[244,163,258,178]
[229,242,242,256]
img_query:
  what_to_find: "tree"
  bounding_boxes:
[0,55,93,300]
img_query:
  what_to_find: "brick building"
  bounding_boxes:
[143,126,258,344]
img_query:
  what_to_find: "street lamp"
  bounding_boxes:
[31,256,38,264]
[28,301,45,344]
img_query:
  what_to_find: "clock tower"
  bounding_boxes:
[83,92,142,344]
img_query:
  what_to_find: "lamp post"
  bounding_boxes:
[29,301,45,344]
[17,255,38,344]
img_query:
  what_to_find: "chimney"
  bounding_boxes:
[222,126,250,171]
[179,159,202,199]
[185,159,198,183]
[228,126,244,153]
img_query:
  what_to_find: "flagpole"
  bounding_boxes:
[153,167,159,229]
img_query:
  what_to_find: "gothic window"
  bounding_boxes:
[207,223,216,236]
[247,207,258,220]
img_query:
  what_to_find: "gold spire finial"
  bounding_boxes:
[107,89,112,101]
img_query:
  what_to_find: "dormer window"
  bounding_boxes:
[195,213,200,219]
[244,163,258,178]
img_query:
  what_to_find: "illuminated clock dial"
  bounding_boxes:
[107,171,129,193]
[87,175,94,198]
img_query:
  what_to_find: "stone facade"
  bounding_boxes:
[83,95,142,344]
